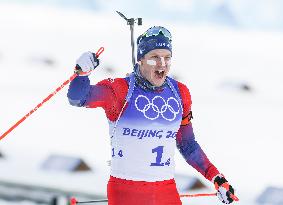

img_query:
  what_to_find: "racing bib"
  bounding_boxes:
[109,78,182,182]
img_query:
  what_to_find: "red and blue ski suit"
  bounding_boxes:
[67,74,220,205]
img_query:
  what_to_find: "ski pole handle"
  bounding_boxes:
[0,47,104,141]
[74,47,105,75]
[95,47,104,58]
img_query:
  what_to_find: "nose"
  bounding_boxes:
[160,57,166,66]
[157,57,167,67]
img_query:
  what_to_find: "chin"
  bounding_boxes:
[149,75,166,87]
[152,81,165,87]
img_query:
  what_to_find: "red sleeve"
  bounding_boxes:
[86,78,129,122]
[177,82,193,125]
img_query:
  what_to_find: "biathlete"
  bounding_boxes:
[67,26,236,205]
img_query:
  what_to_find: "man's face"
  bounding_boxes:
[139,49,172,87]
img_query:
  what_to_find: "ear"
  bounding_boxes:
[137,61,142,65]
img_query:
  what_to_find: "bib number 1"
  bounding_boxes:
[150,146,170,167]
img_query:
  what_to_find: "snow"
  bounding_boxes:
[0,2,283,205]
[0,199,36,205]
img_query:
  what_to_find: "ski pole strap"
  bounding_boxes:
[95,47,104,58]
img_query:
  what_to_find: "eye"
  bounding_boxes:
[165,56,171,61]
[151,55,159,59]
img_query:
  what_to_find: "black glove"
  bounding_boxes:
[213,174,237,204]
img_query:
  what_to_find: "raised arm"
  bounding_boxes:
[67,51,100,107]
[67,50,129,121]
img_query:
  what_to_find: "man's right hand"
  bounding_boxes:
[75,51,100,76]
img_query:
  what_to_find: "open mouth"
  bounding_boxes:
[154,70,165,79]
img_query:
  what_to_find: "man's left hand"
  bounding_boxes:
[213,174,236,204]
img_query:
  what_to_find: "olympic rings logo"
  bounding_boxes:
[134,95,180,121]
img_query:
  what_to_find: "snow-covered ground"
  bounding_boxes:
[0,2,283,205]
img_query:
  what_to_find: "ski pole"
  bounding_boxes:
[70,197,108,205]
[179,193,217,198]
[0,47,104,141]
[70,191,239,204]
[180,192,239,201]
